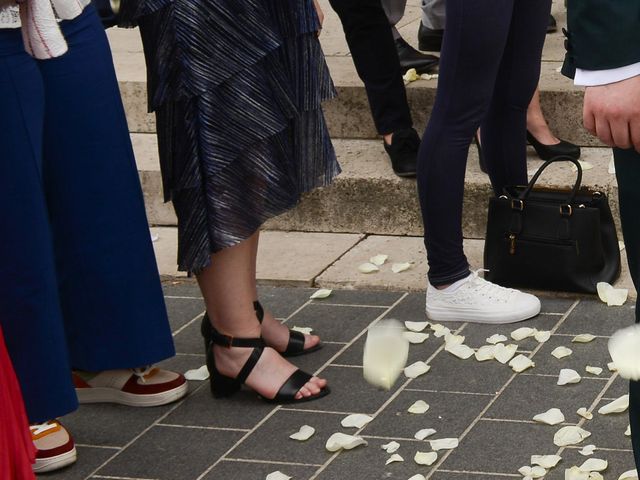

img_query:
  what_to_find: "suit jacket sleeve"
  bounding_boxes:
[562,0,640,79]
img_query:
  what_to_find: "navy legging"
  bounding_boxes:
[417,0,551,287]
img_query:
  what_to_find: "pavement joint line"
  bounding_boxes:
[75,444,121,450]
[279,407,358,416]
[328,363,363,368]
[479,418,540,425]
[564,445,634,452]
[423,299,581,480]
[404,388,495,396]
[540,312,569,316]
[92,475,160,480]
[155,423,251,432]
[319,341,349,345]
[361,434,426,442]
[309,302,396,309]
[171,310,205,337]
[436,469,520,477]
[197,292,411,480]
[164,295,202,300]
[281,298,314,323]
[310,233,369,286]
[175,352,206,357]
[554,333,612,338]
[519,373,609,381]
[308,317,468,480]
[83,380,208,480]
[223,457,324,467]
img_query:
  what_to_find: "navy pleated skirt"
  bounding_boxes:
[120,0,341,272]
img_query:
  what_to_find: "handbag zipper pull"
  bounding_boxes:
[509,234,516,255]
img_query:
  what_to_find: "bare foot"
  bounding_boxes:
[260,308,321,353]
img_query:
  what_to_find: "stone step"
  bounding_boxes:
[134,133,620,239]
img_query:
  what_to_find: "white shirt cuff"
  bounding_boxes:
[574,62,640,86]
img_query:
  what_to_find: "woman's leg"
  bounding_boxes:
[197,233,326,400]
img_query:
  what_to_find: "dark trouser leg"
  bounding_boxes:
[613,147,640,470]
[329,0,412,134]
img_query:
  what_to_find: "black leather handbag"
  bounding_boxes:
[484,156,620,293]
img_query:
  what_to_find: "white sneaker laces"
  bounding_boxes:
[132,366,154,383]
[466,269,514,302]
[30,421,58,436]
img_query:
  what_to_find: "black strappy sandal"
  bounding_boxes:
[200,301,322,357]
[205,325,330,403]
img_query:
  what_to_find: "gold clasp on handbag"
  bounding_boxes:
[559,204,573,216]
[509,233,516,255]
[511,199,524,211]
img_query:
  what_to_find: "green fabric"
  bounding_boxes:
[562,0,640,78]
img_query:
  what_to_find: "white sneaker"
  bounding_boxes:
[425,270,541,324]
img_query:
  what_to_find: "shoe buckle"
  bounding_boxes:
[220,334,234,348]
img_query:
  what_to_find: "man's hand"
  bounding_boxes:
[584,75,640,152]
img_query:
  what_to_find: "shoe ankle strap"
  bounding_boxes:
[253,301,264,323]
[210,326,265,349]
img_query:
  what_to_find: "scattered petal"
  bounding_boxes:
[533,408,565,425]
[444,332,465,347]
[405,321,429,332]
[184,365,210,381]
[420,73,439,81]
[325,433,367,452]
[597,281,629,306]
[408,475,427,480]
[358,262,380,274]
[571,160,593,172]
[445,343,475,359]
[609,155,617,174]
[414,428,437,440]
[414,451,438,466]
[585,366,603,376]
[518,465,546,478]
[551,346,573,359]
[475,345,495,362]
[404,361,431,379]
[408,400,430,414]
[493,343,518,364]
[626,425,631,436]
[363,320,409,390]
[487,334,508,344]
[531,455,562,469]
[385,453,404,465]
[369,254,389,266]
[289,425,316,441]
[565,466,590,480]
[577,408,593,420]
[619,241,626,251]
[381,441,400,453]
[392,262,413,273]
[579,458,607,472]
[341,414,373,429]
[403,68,419,83]
[619,470,639,480]
[266,471,291,480]
[429,438,458,451]
[404,332,430,344]
[609,325,640,380]
[553,426,591,446]
[291,326,314,335]
[511,327,536,341]
[598,394,629,414]
[573,334,597,343]
[509,354,535,373]
[430,324,450,338]
[558,369,582,385]
[310,288,332,299]
[534,330,551,343]
[578,444,596,456]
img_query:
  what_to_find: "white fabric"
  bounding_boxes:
[575,62,640,86]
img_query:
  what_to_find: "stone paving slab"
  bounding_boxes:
[42,282,638,480]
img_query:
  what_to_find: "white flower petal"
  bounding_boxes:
[291,326,314,335]
[408,400,430,414]
[509,354,535,373]
[444,332,465,347]
[392,262,413,273]
[608,361,618,372]
[597,282,613,304]
[585,366,603,376]
[289,425,316,441]
[579,458,607,472]
[325,433,367,452]
[620,241,626,251]
[577,408,593,420]
[408,475,427,480]
[405,321,429,332]
[414,428,437,440]
[403,68,419,83]
[533,408,565,425]
[385,453,404,465]
[493,343,518,364]
[565,466,590,480]
[518,466,546,478]
[429,438,459,451]
[404,362,431,379]
[551,346,573,359]
[341,414,373,429]
[626,425,631,436]
[266,471,291,480]
[619,470,639,480]
[578,444,596,456]
[553,426,591,446]
[381,441,400,453]
[475,345,495,362]
[573,334,597,343]
[534,330,551,343]
[363,320,409,390]
[609,325,640,380]
[430,324,450,338]
[486,334,508,344]
[608,287,629,306]
[531,455,562,468]
[511,327,536,341]
[369,254,389,266]
[184,365,210,381]
[358,262,380,274]
[598,394,629,414]
[558,369,582,385]
[445,343,475,360]
[403,332,430,344]
[414,451,438,466]
[310,288,333,299]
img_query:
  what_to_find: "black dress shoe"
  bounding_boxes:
[527,131,581,161]
[395,37,438,74]
[383,128,420,177]
[418,23,444,52]
[547,14,557,33]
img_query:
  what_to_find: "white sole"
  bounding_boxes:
[76,382,188,407]
[33,447,77,473]
[426,303,541,324]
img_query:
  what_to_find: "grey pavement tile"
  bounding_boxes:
[202,460,317,480]
[409,351,514,394]
[173,320,206,355]
[362,390,490,440]
[163,383,276,429]
[258,286,316,318]
[605,376,630,399]
[540,297,577,315]
[439,419,555,474]
[165,297,205,333]
[543,448,635,479]
[289,342,345,375]
[579,397,634,450]
[284,304,386,343]
[286,366,397,414]
[484,373,607,422]
[157,352,207,379]
[228,409,340,465]
[96,425,243,480]
[162,280,201,298]
[531,334,614,375]
[38,446,115,480]
[310,289,405,307]
[555,300,636,336]
[429,472,506,479]
[385,293,426,323]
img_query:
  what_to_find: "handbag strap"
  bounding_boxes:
[520,155,583,205]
